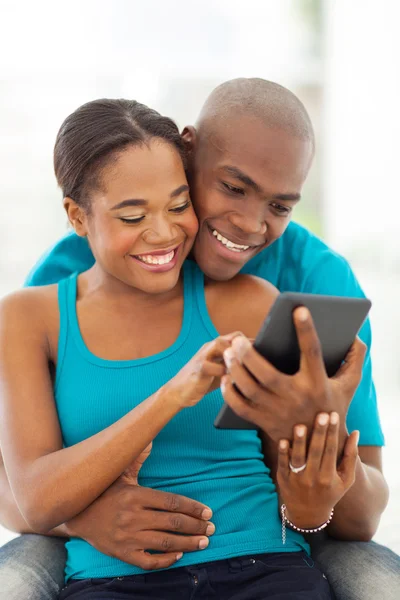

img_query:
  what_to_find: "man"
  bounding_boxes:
[0,78,399,600]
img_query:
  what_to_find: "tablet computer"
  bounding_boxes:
[214,292,371,430]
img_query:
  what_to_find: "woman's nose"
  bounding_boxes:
[142,216,178,245]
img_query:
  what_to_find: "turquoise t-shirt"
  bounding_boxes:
[25,221,384,446]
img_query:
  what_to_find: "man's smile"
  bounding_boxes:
[204,224,265,262]
[206,224,264,253]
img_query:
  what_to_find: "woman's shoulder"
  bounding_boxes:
[206,274,279,338]
[222,273,277,295]
[0,284,59,342]
[0,283,58,310]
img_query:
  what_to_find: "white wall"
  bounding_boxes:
[0,0,399,554]
[324,0,400,551]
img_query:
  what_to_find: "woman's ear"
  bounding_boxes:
[181,125,197,154]
[63,197,88,237]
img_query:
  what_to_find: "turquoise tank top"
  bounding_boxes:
[55,260,309,581]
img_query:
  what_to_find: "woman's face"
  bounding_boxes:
[71,141,198,295]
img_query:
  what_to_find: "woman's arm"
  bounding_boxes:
[0,453,71,536]
[276,412,361,530]
[0,291,230,534]
[0,451,35,534]
[261,430,388,541]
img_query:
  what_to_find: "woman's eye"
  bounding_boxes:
[170,201,191,213]
[120,216,145,224]
[270,203,291,216]
[222,182,245,196]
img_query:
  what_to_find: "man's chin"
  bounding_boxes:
[196,255,243,281]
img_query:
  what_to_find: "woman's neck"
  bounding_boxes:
[78,262,184,311]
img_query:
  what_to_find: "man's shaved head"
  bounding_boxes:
[196,77,315,151]
[183,77,315,281]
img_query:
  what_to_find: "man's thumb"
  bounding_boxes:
[121,442,153,485]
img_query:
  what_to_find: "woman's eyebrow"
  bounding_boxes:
[170,184,189,198]
[111,185,189,210]
[111,199,148,210]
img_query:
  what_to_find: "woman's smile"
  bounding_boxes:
[130,243,182,273]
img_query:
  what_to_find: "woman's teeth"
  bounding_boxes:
[212,229,250,252]
[136,250,175,265]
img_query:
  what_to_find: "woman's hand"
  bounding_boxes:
[165,333,242,409]
[277,412,359,529]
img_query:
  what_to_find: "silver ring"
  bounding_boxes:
[289,461,307,474]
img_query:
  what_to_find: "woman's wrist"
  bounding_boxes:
[280,504,334,545]
[159,381,187,412]
[283,504,334,530]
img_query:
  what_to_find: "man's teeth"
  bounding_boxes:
[212,230,250,252]
[136,250,175,265]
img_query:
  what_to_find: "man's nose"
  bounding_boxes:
[229,211,267,236]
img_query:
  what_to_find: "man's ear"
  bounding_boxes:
[63,197,88,237]
[181,125,197,154]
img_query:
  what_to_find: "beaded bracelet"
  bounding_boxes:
[280,504,334,545]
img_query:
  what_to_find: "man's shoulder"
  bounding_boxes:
[252,222,361,295]
[279,221,350,270]
[25,230,94,287]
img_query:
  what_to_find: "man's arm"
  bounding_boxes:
[223,241,388,541]
[24,231,94,287]
[0,445,215,571]
[222,307,389,542]
[327,446,389,540]
[258,313,389,541]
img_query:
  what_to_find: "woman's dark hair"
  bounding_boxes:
[54,99,186,210]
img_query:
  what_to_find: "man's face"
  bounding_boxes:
[185,115,314,281]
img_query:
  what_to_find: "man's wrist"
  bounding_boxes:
[338,422,349,457]
[61,520,77,538]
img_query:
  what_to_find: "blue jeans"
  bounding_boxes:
[58,552,333,600]
[0,533,399,600]
[0,534,66,600]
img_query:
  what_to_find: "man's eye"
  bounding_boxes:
[222,182,245,196]
[270,203,291,215]
[120,216,145,224]
[170,201,191,213]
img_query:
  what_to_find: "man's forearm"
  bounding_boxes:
[0,464,69,537]
[327,456,389,541]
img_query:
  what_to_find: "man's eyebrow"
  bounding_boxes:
[272,193,301,202]
[221,166,261,193]
[110,185,189,210]
[221,165,301,202]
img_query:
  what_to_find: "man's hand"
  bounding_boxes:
[65,444,215,570]
[221,306,367,450]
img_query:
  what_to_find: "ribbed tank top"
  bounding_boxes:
[55,260,308,581]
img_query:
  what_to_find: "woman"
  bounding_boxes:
[0,99,357,599]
